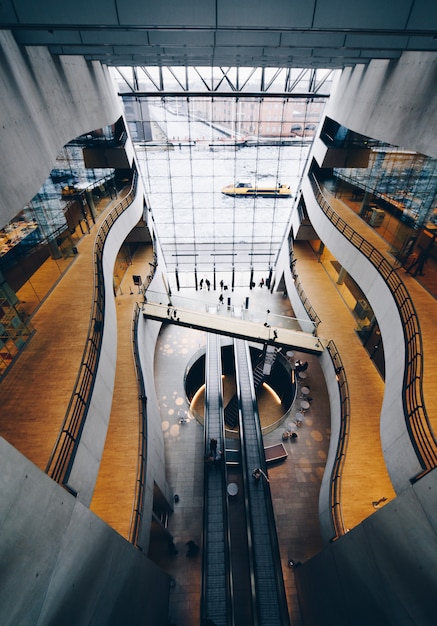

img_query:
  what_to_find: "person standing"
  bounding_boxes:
[406,249,428,277]
[210,438,217,456]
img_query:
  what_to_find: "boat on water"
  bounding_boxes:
[221,182,292,197]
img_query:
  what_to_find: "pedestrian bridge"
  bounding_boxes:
[141,300,324,354]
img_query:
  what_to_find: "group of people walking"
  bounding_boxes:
[199,278,211,290]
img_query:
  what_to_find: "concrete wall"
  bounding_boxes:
[325,51,437,159]
[136,314,174,553]
[0,437,170,626]
[296,466,437,626]
[135,231,175,553]
[0,30,121,228]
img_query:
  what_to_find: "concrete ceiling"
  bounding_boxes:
[1,0,437,68]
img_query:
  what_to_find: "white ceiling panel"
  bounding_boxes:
[160,47,217,58]
[407,0,437,29]
[4,0,437,69]
[80,31,150,46]
[280,32,345,48]
[313,0,413,30]
[50,45,115,55]
[407,36,437,50]
[12,0,119,25]
[217,0,316,28]
[14,30,82,45]
[215,31,281,47]
[314,48,362,58]
[116,0,216,28]
[0,0,19,24]
[359,50,402,59]
[148,31,215,46]
[263,47,310,58]
[344,34,410,49]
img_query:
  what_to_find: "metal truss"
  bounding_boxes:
[112,66,335,98]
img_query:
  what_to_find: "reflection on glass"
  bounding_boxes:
[132,96,326,278]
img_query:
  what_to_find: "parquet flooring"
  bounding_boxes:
[324,187,437,439]
[291,240,395,530]
[0,222,97,470]
[90,245,155,539]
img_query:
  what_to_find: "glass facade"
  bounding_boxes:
[0,270,34,378]
[125,95,328,287]
[334,147,437,230]
[0,126,121,378]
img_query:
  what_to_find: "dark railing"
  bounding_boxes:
[326,341,350,540]
[288,241,349,539]
[236,339,290,625]
[129,303,148,547]
[201,333,234,626]
[46,173,138,487]
[129,257,158,547]
[310,174,437,477]
[291,265,321,333]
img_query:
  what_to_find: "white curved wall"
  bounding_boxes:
[275,243,344,542]
[0,30,121,228]
[134,236,175,553]
[0,437,170,626]
[67,188,145,506]
[325,51,437,159]
[301,175,423,492]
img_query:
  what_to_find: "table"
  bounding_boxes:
[295,412,305,426]
[300,400,310,411]
[227,482,238,496]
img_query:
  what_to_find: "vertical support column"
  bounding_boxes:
[337,267,347,285]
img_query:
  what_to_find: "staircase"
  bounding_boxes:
[224,346,279,429]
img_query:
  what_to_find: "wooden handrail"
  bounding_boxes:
[309,174,437,476]
[128,259,157,546]
[128,303,148,547]
[326,341,350,541]
[45,174,138,486]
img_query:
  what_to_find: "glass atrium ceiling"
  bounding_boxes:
[114,67,335,286]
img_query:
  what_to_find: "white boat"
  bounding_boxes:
[221,182,292,197]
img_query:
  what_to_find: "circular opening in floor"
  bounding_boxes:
[185,343,296,433]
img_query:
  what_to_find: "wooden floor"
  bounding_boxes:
[0,220,97,471]
[89,245,155,538]
[0,187,436,624]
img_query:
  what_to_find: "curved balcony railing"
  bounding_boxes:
[128,260,158,547]
[288,240,349,540]
[289,246,321,332]
[46,173,138,487]
[129,302,148,547]
[326,341,350,540]
[310,174,437,477]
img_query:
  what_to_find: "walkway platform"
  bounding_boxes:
[142,301,323,354]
